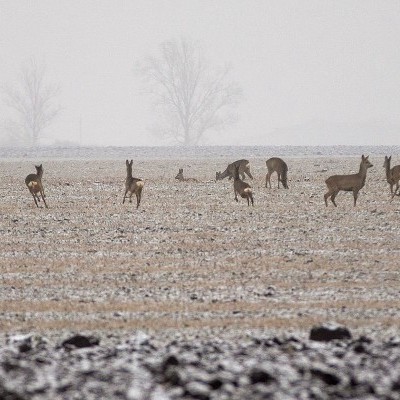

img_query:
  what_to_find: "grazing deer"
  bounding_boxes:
[175,168,198,182]
[233,165,254,206]
[25,164,48,208]
[216,159,253,181]
[383,156,400,197]
[122,160,144,208]
[324,155,373,207]
[265,157,288,189]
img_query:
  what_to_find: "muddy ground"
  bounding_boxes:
[0,152,399,341]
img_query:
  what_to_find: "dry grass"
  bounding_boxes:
[1,298,400,313]
[1,315,400,334]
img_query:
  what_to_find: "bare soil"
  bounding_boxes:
[1,154,400,340]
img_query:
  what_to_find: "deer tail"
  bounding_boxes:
[27,181,38,189]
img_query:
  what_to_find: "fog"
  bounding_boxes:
[1,1,399,147]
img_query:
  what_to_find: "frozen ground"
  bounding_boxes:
[0,145,399,338]
[0,146,400,398]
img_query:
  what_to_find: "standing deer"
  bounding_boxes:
[175,168,198,182]
[216,159,253,181]
[233,165,254,206]
[122,160,144,208]
[383,156,400,197]
[324,155,373,207]
[25,164,48,208]
[265,157,288,189]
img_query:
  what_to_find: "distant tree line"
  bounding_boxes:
[1,38,242,147]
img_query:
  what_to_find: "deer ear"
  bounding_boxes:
[130,160,133,165]
[126,160,129,166]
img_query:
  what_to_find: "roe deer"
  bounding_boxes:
[175,168,198,182]
[233,165,254,206]
[25,164,48,208]
[383,156,400,197]
[324,155,373,207]
[216,159,253,181]
[265,157,288,189]
[122,160,144,208]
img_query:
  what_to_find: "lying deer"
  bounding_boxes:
[216,159,253,181]
[383,156,400,197]
[25,164,48,208]
[324,155,373,207]
[175,168,198,182]
[122,160,144,208]
[265,157,288,189]
[233,165,254,206]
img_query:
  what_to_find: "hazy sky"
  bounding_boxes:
[1,1,400,146]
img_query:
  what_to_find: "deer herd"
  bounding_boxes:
[25,155,400,209]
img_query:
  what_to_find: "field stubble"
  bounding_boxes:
[1,156,400,339]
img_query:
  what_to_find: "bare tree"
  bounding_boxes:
[138,38,242,146]
[1,58,61,147]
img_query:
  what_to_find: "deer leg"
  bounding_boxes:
[330,188,340,207]
[326,189,339,207]
[250,193,254,206]
[324,189,333,206]
[390,183,399,200]
[266,173,271,188]
[136,190,141,209]
[234,189,238,202]
[128,192,134,203]
[30,190,39,207]
[330,192,338,207]
[40,190,48,208]
[122,190,128,204]
[353,190,359,206]
[394,182,400,196]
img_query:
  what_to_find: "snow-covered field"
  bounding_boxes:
[0,146,399,340]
